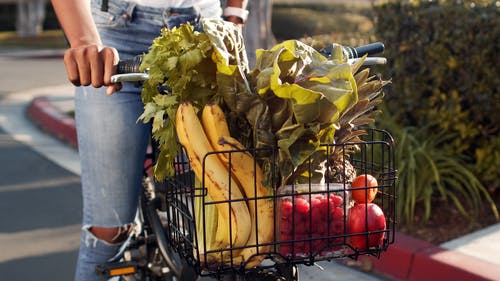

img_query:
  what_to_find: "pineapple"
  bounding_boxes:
[223,41,389,188]
[286,61,389,186]
[325,61,389,185]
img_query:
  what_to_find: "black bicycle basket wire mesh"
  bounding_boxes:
[154,128,396,277]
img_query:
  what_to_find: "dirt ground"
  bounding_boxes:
[399,191,500,245]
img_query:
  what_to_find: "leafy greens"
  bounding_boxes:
[138,18,359,187]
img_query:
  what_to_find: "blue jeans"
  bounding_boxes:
[74,1,219,280]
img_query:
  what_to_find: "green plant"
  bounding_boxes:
[374,0,500,192]
[474,136,500,193]
[378,111,499,225]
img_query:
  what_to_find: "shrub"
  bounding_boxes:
[272,3,375,41]
[373,0,500,192]
[377,109,499,225]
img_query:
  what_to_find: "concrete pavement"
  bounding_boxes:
[0,49,81,281]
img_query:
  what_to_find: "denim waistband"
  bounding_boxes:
[92,0,200,27]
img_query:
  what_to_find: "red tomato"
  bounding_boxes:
[347,203,386,250]
[351,174,378,204]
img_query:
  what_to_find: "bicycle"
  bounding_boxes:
[96,41,397,281]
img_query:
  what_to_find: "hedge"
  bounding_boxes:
[374,0,499,191]
[271,2,375,41]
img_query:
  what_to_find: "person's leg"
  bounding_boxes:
[73,1,226,279]
[72,2,167,279]
[74,83,150,281]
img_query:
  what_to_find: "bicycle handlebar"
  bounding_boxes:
[116,55,143,75]
[319,42,385,59]
[111,42,386,83]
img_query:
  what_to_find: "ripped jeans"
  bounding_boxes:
[75,1,219,280]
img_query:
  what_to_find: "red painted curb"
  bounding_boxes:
[25,96,500,281]
[366,232,433,280]
[26,96,78,147]
[366,232,500,281]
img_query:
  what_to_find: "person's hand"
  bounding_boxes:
[63,44,121,95]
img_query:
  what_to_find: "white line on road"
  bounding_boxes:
[0,84,80,175]
[0,224,81,263]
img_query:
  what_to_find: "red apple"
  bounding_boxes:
[347,203,386,250]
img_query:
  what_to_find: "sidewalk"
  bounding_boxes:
[26,87,500,281]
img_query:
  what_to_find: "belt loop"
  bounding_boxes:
[162,8,172,27]
[101,0,108,12]
[124,2,137,20]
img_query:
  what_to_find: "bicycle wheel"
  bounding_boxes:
[141,176,198,281]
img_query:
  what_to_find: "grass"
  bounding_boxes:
[0,29,67,49]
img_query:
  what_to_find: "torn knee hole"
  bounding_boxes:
[90,225,131,244]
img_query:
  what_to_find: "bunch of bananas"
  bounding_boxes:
[176,102,274,268]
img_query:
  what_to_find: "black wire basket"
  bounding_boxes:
[154,128,397,277]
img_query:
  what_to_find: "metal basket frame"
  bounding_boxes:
[154,128,397,277]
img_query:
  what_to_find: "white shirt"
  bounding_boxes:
[130,0,222,17]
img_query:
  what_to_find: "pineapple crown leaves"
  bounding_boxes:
[326,65,390,172]
[334,66,390,145]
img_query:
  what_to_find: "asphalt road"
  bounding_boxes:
[0,49,81,281]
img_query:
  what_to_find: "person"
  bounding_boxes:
[49,0,248,280]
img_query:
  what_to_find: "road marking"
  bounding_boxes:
[0,176,81,192]
[0,84,80,175]
[0,224,81,263]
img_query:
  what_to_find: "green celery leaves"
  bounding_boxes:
[138,19,250,179]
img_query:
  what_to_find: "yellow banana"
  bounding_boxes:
[201,102,231,146]
[176,106,225,265]
[193,178,220,265]
[216,136,274,268]
[202,103,274,268]
[175,102,251,260]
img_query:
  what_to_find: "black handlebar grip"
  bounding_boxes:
[320,42,385,59]
[116,55,143,74]
[353,42,385,58]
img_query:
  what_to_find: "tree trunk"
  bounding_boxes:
[16,0,46,37]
